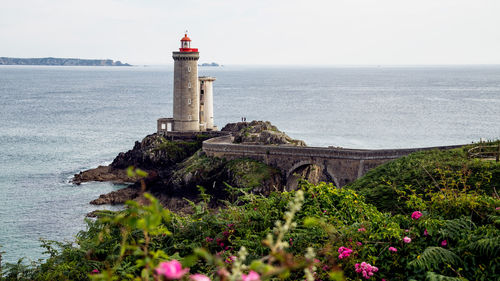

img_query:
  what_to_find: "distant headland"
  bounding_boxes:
[199,62,220,67]
[0,57,131,66]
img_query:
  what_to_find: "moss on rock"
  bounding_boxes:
[221,120,306,146]
[226,158,281,190]
[110,134,206,170]
[170,152,283,196]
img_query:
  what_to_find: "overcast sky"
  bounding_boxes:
[1,0,499,65]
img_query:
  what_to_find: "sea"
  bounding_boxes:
[0,65,499,264]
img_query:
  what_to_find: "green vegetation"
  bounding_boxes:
[171,152,281,194]
[1,145,499,280]
[154,137,209,164]
[348,142,500,214]
[226,158,280,190]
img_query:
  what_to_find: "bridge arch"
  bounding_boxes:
[285,160,324,190]
[286,160,322,179]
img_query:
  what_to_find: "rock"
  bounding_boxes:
[169,152,283,197]
[224,158,283,195]
[90,186,141,205]
[72,165,135,184]
[110,133,204,170]
[78,121,303,211]
[85,209,117,218]
[222,121,306,146]
[73,134,206,184]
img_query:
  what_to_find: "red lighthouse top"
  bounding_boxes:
[179,33,198,52]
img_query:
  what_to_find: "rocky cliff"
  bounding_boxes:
[74,121,299,211]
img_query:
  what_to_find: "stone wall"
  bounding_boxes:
[203,136,465,187]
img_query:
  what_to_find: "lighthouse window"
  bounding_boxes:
[188,98,191,104]
[188,82,191,88]
[188,66,191,72]
[188,115,192,120]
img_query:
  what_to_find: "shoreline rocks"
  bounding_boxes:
[72,165,135,185]
[90,186,141,205]
[74,121,305,211]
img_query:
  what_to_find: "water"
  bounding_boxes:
[0,65,499,263]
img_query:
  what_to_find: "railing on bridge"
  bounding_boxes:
[467,143,500,162]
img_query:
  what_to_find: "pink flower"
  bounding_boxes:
[355,262,378,279]
[358,227,366,232]
[338,246,353,259]
[423,229,429,236]
[411,211,423,220]
[356,242,363,246]
[241,270,260,281]
[190,274,211,281]
[156,260,189,280]
[91,269,99,274]
[403,236,411,243]
[388,246,397,252]
[441,240,448,247]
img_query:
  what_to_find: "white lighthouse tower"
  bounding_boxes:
[157,33,217,134]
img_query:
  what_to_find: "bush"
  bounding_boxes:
[2,147,499,280]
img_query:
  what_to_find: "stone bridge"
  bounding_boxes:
[203,135,464,187]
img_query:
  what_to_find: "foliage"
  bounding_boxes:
[226,158,280,190]
[348,141,500,214]
[2,147,499,280]
[154,138,205,164]
[171,153,281,199]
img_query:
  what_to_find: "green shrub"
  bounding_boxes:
[2,146,499,280]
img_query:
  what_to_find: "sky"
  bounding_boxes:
[1,0,499,65]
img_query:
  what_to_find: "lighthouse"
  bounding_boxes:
[157,33,217,134]
[173,33,200,131]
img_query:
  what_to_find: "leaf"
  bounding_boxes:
[127,166,136,178]
[438,218,474,240]
[467,236,500,257]
[409,247,462,271]
[135,168,148,178]
[425,271,468,281]
[303,217,320,227]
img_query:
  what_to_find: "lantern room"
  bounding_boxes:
[179,33,198,52]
